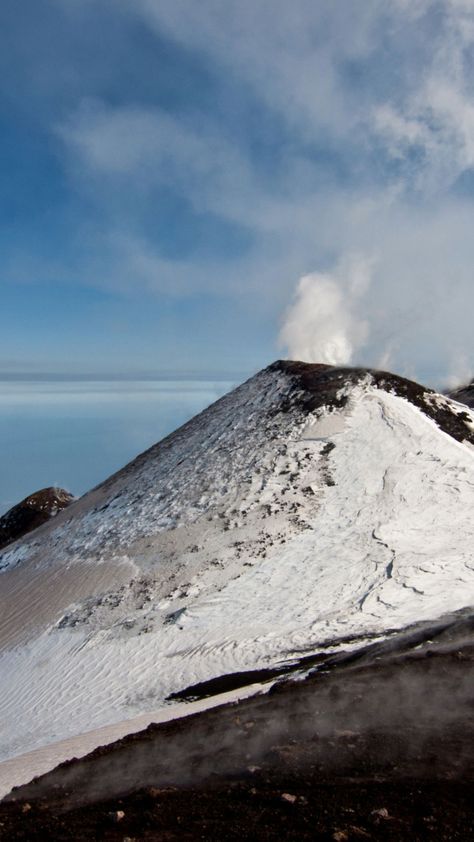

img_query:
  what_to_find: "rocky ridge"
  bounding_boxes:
[0,487,74,551]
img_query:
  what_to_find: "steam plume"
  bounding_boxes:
[279,258,371,365]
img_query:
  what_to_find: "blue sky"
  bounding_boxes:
[1,0,474,385]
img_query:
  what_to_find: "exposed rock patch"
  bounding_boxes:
[447,379,474,408]
[271,361,474,445]
[0,488,74,550]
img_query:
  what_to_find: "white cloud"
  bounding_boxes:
[129,0,386,143]
[49,0,474,384]
[57,102,253,219]
[372,1,474,192]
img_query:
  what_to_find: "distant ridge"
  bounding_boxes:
[447,378,474,408]
[0,487,74,550]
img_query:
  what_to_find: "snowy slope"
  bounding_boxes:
[1,361,474,766]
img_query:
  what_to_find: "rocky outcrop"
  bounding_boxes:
[0,487,74,550]
[447,380,474,408]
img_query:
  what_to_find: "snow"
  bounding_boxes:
[0,681,269,799]
[1,366,474,791]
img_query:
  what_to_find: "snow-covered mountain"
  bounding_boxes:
[1,360,474,770]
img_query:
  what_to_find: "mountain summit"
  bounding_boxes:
[1,361,474,771]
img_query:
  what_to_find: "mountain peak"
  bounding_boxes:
[1,362,474,773]
[269,360,474,444]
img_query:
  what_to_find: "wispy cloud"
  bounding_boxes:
[372,1,474,194]
[4,0,474,383]
[58,102,252,216]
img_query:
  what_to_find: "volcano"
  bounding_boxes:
[1,361,474,801]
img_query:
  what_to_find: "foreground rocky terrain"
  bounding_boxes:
[2,608,473,840]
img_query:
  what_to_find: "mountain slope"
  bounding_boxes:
[1,361,474,771]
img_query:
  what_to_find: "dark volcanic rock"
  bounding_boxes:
[3,611,474,840]
[447,379,474,408]
[0,487,74,550]
[270,360,474,445]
